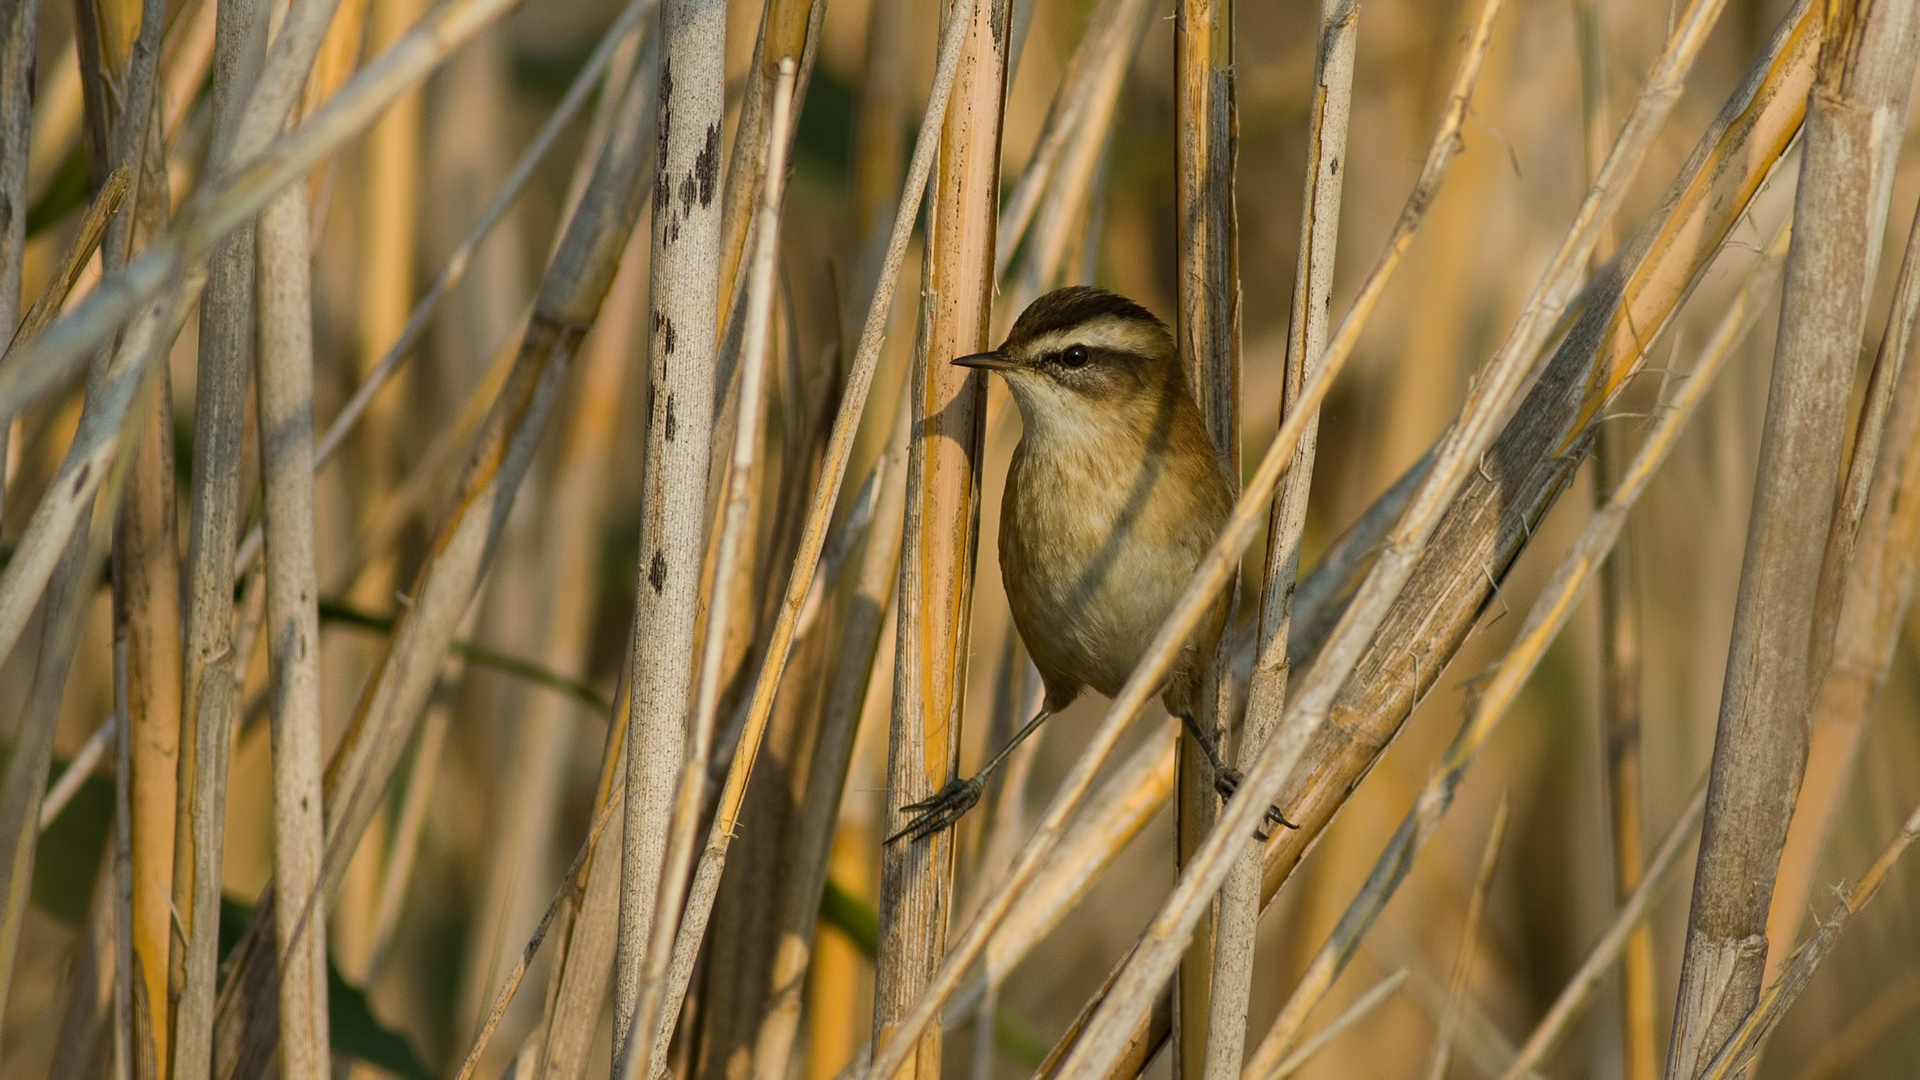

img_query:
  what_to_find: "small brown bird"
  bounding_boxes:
[891,286,1291,843]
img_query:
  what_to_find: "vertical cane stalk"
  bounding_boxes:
[872,1,1010,1077]
[1668,6,1920,1073]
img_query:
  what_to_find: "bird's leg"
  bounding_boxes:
[887,708,1054,845]
[1178,711,1299,840]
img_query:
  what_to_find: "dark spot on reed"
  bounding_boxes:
[695,123,721,207]
[649,550,668,593]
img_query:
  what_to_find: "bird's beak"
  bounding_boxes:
[952,351,1015,371]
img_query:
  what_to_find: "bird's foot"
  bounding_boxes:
[1212,766,1299,842]
[886,777,984,844]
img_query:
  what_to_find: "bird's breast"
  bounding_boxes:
[1001,422,1228,700]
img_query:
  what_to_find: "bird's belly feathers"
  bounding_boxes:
[1002,438,1223,701]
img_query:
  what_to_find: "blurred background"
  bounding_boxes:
[5,0,1920,1077]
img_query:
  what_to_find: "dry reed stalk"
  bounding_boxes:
[481,70,645,1072]
[610,0,729,1060]
[169,0,277,1069]
[113,267,184,1080]
[1696,795,1920,1080]
[331,0,420,983]
[1246,212,1784,1077]
[1572,4,1655,1075]
[0,337,145,1063]
[1172,0,1241,1065]
[0,0,35,540]
[533,695,631,1080]
[640,0,978,1063]
[1765,180,1920,981]
[25,35,79,206]
[453,779,632,1080]
[207,39,661,1074]
[0,143,135,665]
[1257,969,1405,1080]
[51,848,119,1079]
[998,0,1153,314]
[96,5,186,1064]
[0,0,530,426]
[873,2,1011,1077]
[464,172,647,1080]
[254,175,329,1080]
[1219,1,1357,1072]
[751,401,910,1080]
[715,0,818,322]
[160,0,218,145]
[962,636,1043,1080]
[359,663,456,981]
[1252,0,1822,917]
[621,58,800,1080]
[346,0,423,492]
[1054,0,1729,1069]
[947,718,1178,1029]
[843,0,908,330]
[110,643,139,1078]
[857,6,1505,1076]
[1500,781,1712,1080]
[1426,797,1508,1080]
[1789,969,1920,1080]
[0,169,127,830]
[1668,4,1920,1071]
[41,715,116,828]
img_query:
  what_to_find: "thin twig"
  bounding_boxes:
[1499,780,1711,1079]
[1259,970,1406,1080]
[1427,797,1509,1080]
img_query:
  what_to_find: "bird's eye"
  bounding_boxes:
[1060,345,1090,369]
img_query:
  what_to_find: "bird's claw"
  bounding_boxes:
[886,777,984,844]
[1212,765,1299,841]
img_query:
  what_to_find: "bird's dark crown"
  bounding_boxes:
[1002,286,1168,353]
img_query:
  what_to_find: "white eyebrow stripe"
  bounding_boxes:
[1022,316,1164,358]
